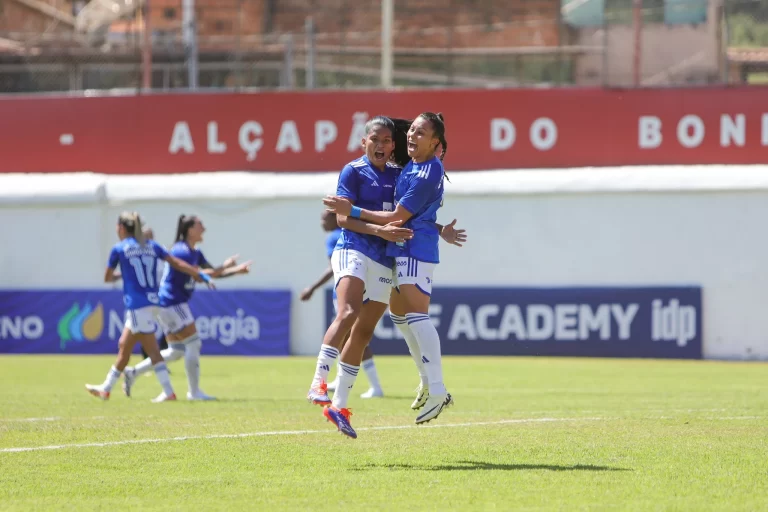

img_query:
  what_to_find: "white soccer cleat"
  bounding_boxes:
[187,390,217,401]
[122,368,135,397]
[151,391,177,403]
[85,384,110,401]
[326,378,339,393]
[415,392,453,425]
[411,382,429,410]
[360,387,384,399]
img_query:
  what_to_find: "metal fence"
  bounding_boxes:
[0,0,766,93]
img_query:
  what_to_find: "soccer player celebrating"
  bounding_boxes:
[324,112,458,426]
[86,212,214,401]
[122,215,250,401]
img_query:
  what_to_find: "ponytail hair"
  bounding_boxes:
[175,214,197,243]
[418,111,449,181]
[118,211,145,245]
[389,117,413,167]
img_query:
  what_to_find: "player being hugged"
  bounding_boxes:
[86,212,215,402]
[123,214,251,402]
[307,116,415,438]
[300,211,387,400]
[324,112,459,425]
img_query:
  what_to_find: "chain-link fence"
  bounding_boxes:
[724,0,768,84]
[0,0,765,93]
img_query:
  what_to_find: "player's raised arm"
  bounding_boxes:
[200,257,252,279]
[162,250,216,289]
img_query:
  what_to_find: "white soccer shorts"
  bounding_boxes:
[331,248,393,304]
[157,303,196,335]
[124,306,158,335]
[394,257,436,296]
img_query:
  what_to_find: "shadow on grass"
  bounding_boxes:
[352,460,632,472]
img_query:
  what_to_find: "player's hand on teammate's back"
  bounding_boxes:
[323,195,352,216]
[376,221,414,243]
[440,219,467,247]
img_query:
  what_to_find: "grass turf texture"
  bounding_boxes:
[0,355,766,511]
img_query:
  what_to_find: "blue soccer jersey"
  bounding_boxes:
[325,228,342,259]
[158,241,209,307]
[386,156,444,263]
[334,156,399,268]
[107,238,169,309]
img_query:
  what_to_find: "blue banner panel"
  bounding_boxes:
[325,287,702,359]
[0,289,291,356]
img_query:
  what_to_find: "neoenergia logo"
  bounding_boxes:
[57,302,104,349]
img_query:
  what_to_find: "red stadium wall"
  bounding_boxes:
[1,87,767,174]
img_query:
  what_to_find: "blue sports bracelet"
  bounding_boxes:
[350,206,362,218]
[198,271,212,283]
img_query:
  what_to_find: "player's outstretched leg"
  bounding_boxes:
[86,326,137,401]
[123,342,184,397]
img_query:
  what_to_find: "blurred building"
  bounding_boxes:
[0,0,766,93]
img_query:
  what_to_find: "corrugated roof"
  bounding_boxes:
[728,47,768,64]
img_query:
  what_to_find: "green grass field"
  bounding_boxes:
[1,355,766,511]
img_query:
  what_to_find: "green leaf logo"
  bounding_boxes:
[58,303,80,350]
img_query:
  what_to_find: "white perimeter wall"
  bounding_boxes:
[1,166,767,360]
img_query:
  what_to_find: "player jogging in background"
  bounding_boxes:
[123,214,251,401]
[86,211,215,402]
[324,112,458,425]
[301,210,385,399]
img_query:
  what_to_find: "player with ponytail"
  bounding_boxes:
[324,112,464,426]
[86,212,215,402]
[123,214,251,401]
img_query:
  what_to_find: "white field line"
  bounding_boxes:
[2,414,764,454]
[1,417,604,453]
[652,416,766,421]
[1,417,63,423]
[0,408,741,423]
[0,416,108,423]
